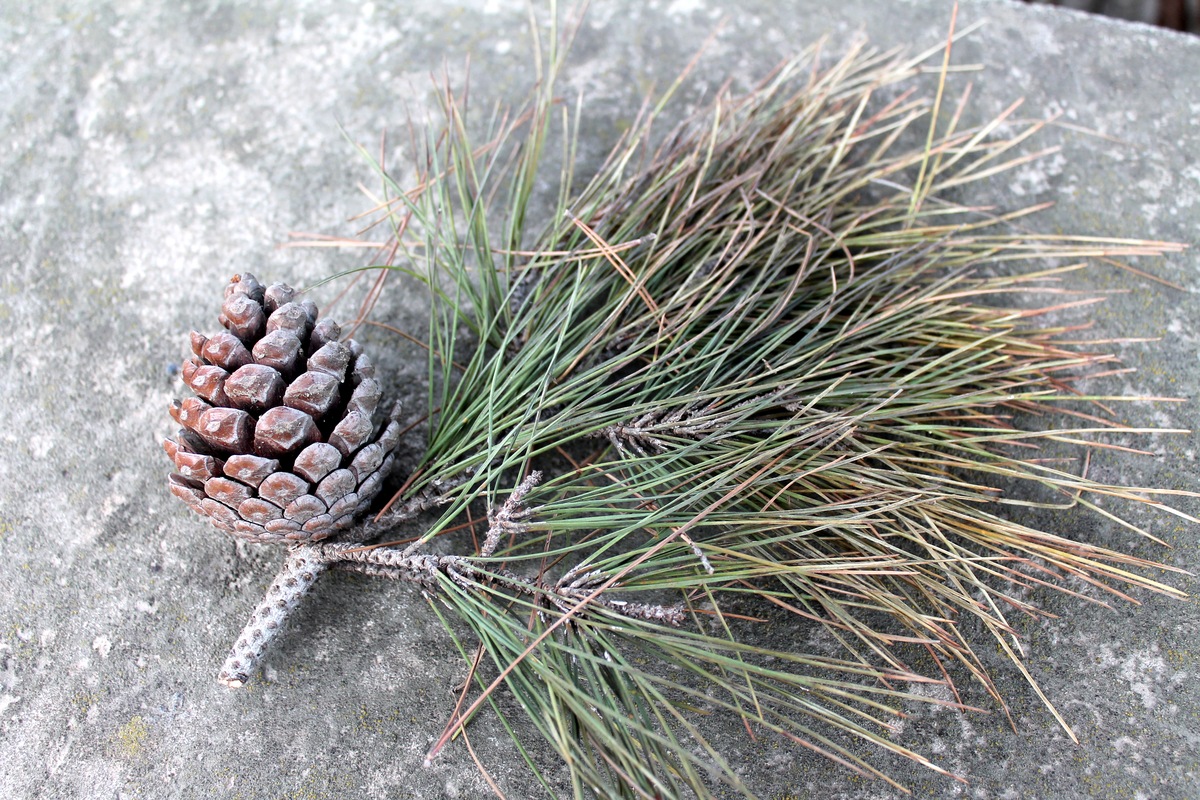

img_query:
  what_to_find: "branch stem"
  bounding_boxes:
[218,545,328,688]
[218,484,682,687]
[324,541,685,624]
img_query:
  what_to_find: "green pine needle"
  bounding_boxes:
[322,16,1189,799]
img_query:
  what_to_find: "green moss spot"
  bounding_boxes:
[115,715,150,756]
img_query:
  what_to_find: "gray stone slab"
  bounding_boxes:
[1,1,1197,798]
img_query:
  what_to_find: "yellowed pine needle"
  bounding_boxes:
[909,1,958,218]
[282,235,390,248]
[564,209,661,318]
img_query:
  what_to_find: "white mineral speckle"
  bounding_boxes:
[100,494,126,520]
[27,434,53,459]
[91,636,112,659]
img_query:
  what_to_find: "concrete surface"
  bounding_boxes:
[1,1,1198,798]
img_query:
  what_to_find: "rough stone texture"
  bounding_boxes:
[0,1,1197,798]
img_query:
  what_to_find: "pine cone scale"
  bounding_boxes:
[263,519,301,536]
[255,406,320,457]
[168,474,206,512]
[293,442,342,483]
[238,498,282,524]
[258,472,309,507]
[285,495,326,524]
[205,477,253,507]
[225,364,285,410]
[223,454,279,487]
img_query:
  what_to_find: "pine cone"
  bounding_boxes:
[164,273,402,544]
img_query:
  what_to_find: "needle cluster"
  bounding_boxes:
[316,20,1189,799]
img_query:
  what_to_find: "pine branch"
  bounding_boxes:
[328,541,687,625]
[342,28,1191,795]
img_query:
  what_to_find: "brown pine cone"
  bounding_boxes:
[164,273,402,544]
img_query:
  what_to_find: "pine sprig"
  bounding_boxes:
[329,19,1190,799]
